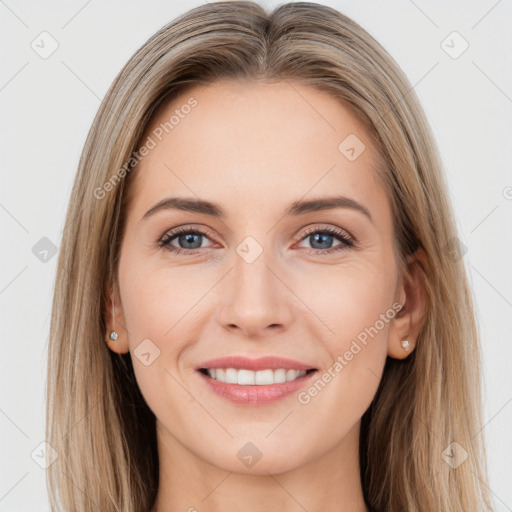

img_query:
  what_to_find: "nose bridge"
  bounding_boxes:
[236,245,274,300]
[218,237,291,336]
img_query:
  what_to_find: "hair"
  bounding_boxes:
[46,1,494,511]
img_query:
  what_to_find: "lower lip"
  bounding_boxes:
[197,370,318,406]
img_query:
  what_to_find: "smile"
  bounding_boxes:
[197,368,318,405]
[199,368,315,385]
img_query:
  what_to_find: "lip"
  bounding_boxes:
[195,356,318,406]
[197,369,318,406]
[196,356,316,372]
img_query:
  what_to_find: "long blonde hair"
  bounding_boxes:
[46,2,494,511]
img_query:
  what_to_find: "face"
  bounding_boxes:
[111,80,411,475]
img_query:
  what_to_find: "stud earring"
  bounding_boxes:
[107,296,118,342]
[401,339,411,351]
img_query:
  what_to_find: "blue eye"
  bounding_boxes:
[297,226,355,254]
[157,225,355,255]
[158,227,214,254]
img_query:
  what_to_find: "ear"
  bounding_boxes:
[388,248,428,359]
[104,280,130,354]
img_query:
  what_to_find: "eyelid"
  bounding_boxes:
[158,223,357,254]
[295,224,354,243]
[159,223,352,243]
[159,224,217,243]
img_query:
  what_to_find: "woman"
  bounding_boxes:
[46,2,494,511]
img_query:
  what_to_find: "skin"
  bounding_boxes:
[106,80,426,512]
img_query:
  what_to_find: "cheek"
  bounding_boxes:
[119,270,169,342]
[294,272,392,436]
[290,259,395,407]
[118,256,214,390]
[291,257,396,343]
[119,254,208,342]
[117,260,202,421]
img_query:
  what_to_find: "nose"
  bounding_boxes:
[217,248,294,339]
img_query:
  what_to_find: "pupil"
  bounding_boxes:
[181,233,201,248]
[311,233,332,249]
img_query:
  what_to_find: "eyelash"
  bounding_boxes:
[157,225,355,256]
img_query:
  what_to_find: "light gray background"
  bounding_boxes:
[1,1,511,510]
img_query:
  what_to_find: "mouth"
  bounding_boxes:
[195,356,319,405]
[198,367,317,385]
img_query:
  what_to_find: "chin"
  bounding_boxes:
[213,453,305,476]
[197,436,312,476]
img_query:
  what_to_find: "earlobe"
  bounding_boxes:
[104,282,130,354]
[105,330,130,354]
[388,248,428,359]
[400,339,411,352]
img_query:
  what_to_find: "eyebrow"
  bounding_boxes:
[142,195,373,223]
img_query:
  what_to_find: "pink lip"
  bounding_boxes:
[197,369,318,406]
[196,356,316,372]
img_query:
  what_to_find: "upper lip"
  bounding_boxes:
[196,356,317,372]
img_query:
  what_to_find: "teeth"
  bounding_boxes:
[205,368,308,385]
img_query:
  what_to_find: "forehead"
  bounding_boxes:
[128,80,388,224]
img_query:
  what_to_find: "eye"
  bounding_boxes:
[157,225,356,256]
[157,226,216,255]
[295,225,355,255]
